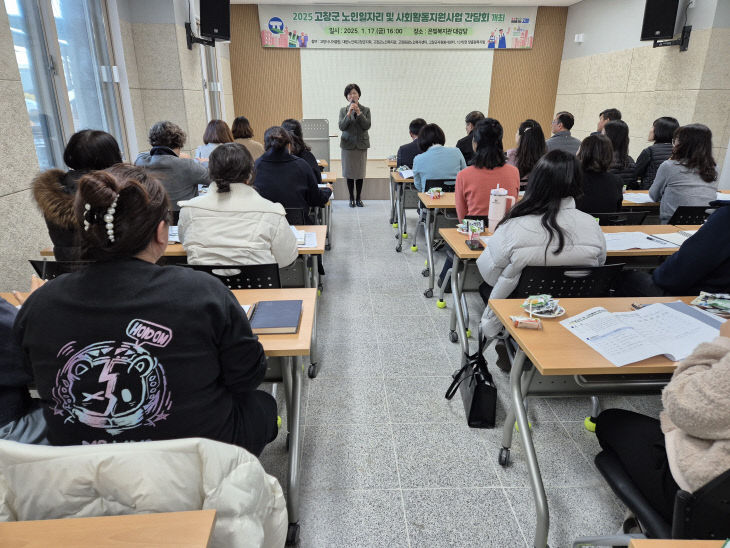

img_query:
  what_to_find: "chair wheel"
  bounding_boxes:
[395,233,400,240]
[411,245,418,252]
[395,245,402,253]
[402,233,408,239]
[392,222,398,228]
[424,289,433,298]
[449,330,458,343]
[285,523,300,545]
[584,416,597,432]
[421,268,429,277]
[498,447,510,467]
[436,300,446,309]
[308,363,318,378]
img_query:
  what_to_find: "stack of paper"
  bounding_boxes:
[290,226,305,245]
[649,230,698,247]
[623,193,656,204]
[717,192,729,201]
[399,169,414,179]
[560,301,723,366]
[168,226,180,243]
[603,232,673,251]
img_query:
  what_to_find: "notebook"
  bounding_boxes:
[241,303,255,320]
[249,300,302,334]
[649,230,698,247]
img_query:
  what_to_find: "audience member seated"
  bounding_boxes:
[594,320,730,524]
[396,117,427,169]
[178,143,297,268]
[282,118,321,182]
[13,165,278,456]
[476,151,606,371]
[437,118,520,290]
[412,123,466,192]
[253,126,332,223]
[231,115,265,161]
[592,107,622,135]
[631,116,679,190]
[32,130,122,261]
[506,119,546,185]
[575,134,622,214]
[649,123,718,223]
[456,111,485,165]
[1,295,47,444]
[194,119,234,164]
[618,201,730,296]
[135,121,209,213]
[545,111,581,155]
[604,120,636,189]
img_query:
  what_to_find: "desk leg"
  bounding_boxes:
[423,208,435,298]
[511,349,549,548]
[395,183,404,252]
[389,173,396,225]
[450,258,469,357]
[287,355,303,537]
[400,185,408,238]
[325,203,332,250]
[304,257,312,289]
[308,257,320,378]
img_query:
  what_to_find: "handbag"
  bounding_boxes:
[445,336,498,428]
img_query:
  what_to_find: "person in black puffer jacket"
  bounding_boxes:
[630,116,679,190]
[32,130,122,261]
[604,120,636,190]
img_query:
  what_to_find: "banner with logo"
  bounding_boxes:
[257,5,537,50]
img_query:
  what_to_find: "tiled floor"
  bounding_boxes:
[259,200,662,548]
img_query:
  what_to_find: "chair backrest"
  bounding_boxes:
[672,467,730,540]
[668,205,711,225]
[285,207,308,225]
[591,211,649,226]
[29,259,94,280]
[424,179,455,192]
[180,263,281,290]
[509,264,624,299]
[171,210,181,226]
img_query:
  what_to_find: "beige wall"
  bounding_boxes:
[0,4,51,292]
[555,25,730,175]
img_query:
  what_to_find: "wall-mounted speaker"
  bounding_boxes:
[640,0,680,41]
[200,0,230,41]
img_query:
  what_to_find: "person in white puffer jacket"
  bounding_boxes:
[179,142,298,268]
[476,150,607,369]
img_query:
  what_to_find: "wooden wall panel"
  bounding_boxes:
[488,7,568,150]
[229,5,302,143]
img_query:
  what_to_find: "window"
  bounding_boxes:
[5,0,127,168]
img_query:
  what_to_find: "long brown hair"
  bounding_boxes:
[672,124,717,183]
[74,165,169,261]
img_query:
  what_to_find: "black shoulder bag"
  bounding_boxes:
[445,336,498,428]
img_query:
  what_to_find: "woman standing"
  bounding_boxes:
[338,83,371,207]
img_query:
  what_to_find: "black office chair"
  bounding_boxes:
[29,259,94,280]
[179,263,281,290]
[591,211,649,226]
[509,264,625,299]
[667,205,712,225]
[285,207,308,225]
[572,452,730,547]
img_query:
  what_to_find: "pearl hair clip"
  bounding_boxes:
[83,193,118,244]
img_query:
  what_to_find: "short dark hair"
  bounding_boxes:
[231,116,254,139]
[149,121,186,149]
[203,120,234,145]
[74,165,169,262]
[209,143,254,193]
[63,130,122,171]
[604,120,630,162]
[599,108,622,121]
[281,118,311,155]
[652,116,679,144]
[418,123,446,152]
[465,111,485,126]
[555,111,574,130]
[577,134,613,173]
[472,118,505,170]
[263,126,291,152]
[344,83,361,99]
[408,118,427,136]
[672,124,717,183]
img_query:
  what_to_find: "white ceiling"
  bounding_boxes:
[232,1,582,5]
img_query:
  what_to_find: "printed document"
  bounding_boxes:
[399,169,414,179]
[650,230,698,247]
[623,193,656,204]
[603,232,673,251]
[560,302,721,366]
[168,226,180,243]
